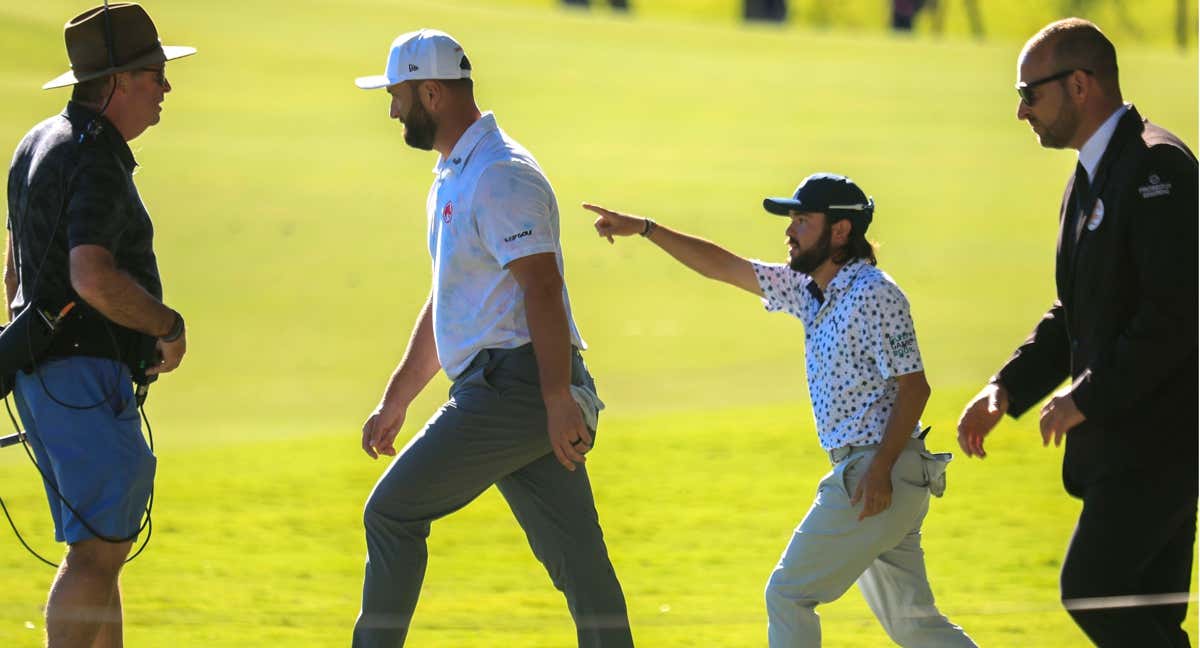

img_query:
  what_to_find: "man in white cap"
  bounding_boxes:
[352,29,635,647]
[5,3,193,646]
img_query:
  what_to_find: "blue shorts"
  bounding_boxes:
[13,356,155,544]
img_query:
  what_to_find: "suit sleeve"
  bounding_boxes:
[1070,144,1199,424]
[993,300,1072,418]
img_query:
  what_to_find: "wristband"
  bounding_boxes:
[161,311,185,343]
[640,218,657,238]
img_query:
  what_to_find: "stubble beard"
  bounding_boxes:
[1035,94,1080,150]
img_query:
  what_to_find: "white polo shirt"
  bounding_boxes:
[425,112,585,379]
[751,259,925,450]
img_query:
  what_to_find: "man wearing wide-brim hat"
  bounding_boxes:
[5,3,194,646]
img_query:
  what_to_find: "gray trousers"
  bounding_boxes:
[352,345,634,648]
[765,441,976,647]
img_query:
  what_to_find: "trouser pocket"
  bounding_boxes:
[891,448,953,497]
[919,451,953,497]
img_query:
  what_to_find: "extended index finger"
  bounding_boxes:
[581,202,616,217]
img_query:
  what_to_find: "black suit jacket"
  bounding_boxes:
[994,106,1198,496]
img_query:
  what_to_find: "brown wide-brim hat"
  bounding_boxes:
[42,2,196,90]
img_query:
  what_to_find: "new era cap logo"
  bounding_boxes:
[408,64,419,72]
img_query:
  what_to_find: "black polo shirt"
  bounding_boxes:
[6,101,162,361]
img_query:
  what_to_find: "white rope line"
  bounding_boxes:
[1063,592,1198,611]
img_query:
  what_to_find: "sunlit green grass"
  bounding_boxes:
[0,1,1195,645]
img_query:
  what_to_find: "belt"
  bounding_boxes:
[459,343,584,379]
[828,435,928,464]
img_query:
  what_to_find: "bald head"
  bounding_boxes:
[1022,18,1122,101]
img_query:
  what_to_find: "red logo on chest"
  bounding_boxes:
[442,201,453,224]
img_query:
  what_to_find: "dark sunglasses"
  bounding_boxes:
[137,66,168,87]
[1015,68,1092,106]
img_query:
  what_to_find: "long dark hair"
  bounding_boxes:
[832,227,878,266]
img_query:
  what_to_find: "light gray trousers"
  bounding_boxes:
[352,345,633,648]
[765,441,977,647]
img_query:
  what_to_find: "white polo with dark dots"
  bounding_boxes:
[751,259,925,450]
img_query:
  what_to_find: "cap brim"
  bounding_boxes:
[162,45,198,62]
[355,74,396,90]
[355,71,471,89]
[763,197,805,215]
[42,45,197,90]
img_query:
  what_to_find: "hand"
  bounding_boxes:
[581,203,650,243]
[956,382,1008,458]
[546,394,591,471]
[146,332,186,376]
[850,458,893,521]
[1039,387,1085,448]
[362,400,408,459]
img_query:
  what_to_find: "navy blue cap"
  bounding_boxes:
[763,173,875,231]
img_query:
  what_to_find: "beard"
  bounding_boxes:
[1033,95,1080,149]
[788,222,833,274]
[403,98,437,151]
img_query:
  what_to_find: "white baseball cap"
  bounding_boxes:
[355,28,471,90]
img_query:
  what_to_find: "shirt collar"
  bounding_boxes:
[825,258,867,296]
[805,281,825,305]
[433,111,496,174]
[1077,104,1129,181]
[64,101,137,171]
[802,259,866,309]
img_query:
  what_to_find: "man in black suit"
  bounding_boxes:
[956,18,1197,647]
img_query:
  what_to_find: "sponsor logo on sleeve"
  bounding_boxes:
[503,229,533,243]
[442,201,453,224]
[1138,173,1172,198]
[886,331,916,358]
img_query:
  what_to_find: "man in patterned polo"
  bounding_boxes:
[584,173,975,647]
